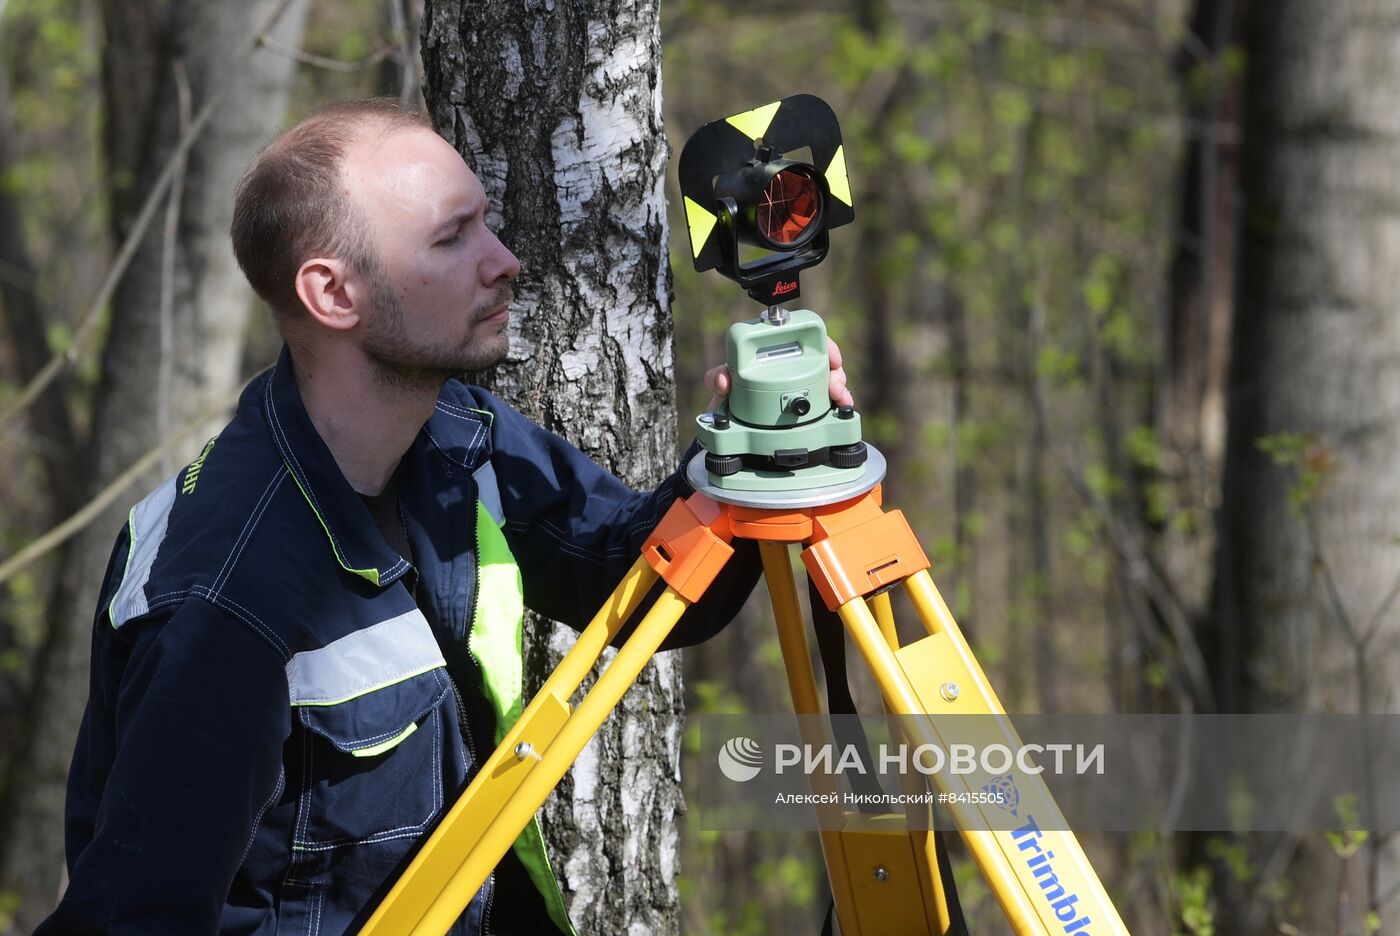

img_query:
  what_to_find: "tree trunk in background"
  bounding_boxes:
[0,71,81,514]
[421,2,681,932]
[0,0,310,926]
[99,0,166,241]
[1223,0,1400,926]
[1166,0,1243,702]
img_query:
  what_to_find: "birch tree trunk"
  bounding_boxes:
[0,0,310,926]
[421,3,680,932]
[1222,0,1400,925]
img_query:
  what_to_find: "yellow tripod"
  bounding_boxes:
[360,450,1131,935]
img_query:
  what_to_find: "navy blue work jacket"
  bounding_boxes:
[38,347,758,935]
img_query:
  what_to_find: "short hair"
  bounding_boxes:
[230,98,433,322]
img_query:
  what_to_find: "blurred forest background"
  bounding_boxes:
[2,0,1399,933]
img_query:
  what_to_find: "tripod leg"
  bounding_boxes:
[800,499,1128,933]
[759,541,824,716]
[870,591,898,648]
[359,557,663,935]
[762,549,952,935]
[411,587,694,934]
[759,541,864,930]
[869,591,957,935]
[837,596,1050,932]
[896,572,1131,935]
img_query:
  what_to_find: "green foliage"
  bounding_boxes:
[1323,793,1370,858]
[1084,462,1122,501]
[1205,837,1255,885]
[1036,344,1082,386]
[688,679,750,717]
[0,890,18,931]
[755,853,819,909]
[756,635,785,673]
[1257,431,1335,516]
[1173,866,1215,936]
[45,320,72,355]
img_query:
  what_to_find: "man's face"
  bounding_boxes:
[342,125,520,387]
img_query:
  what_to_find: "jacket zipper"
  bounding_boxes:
[448,677,476,768]
[481,870,495,936]
[464,474,494,934]
[465,470,483,701]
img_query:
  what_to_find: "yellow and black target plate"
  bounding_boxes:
[678,93,855,272]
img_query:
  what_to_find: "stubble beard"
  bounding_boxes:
[362,271,512,393]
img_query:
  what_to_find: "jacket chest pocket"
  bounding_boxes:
[285,612,469,852]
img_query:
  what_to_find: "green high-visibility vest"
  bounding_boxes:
[470,463,578,936]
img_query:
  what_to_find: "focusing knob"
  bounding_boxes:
[829,442,867,469]
[788,397,811,417]
[705,452,743,476]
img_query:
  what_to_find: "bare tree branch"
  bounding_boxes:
[257,33,391,72]
[156,60,191,478]
[387,0,417,108]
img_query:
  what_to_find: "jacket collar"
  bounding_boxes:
[260,346,412,588]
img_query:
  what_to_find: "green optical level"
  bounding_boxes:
[679,94,869,493]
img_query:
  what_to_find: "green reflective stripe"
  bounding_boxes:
[470,500,524,740]
[469,495,578,936]
[350,722,417,757]
[107,504,139,624]
[110,475,179,628]
[516,817,576,935]
[287,609,446,706]
[283,465,382,586]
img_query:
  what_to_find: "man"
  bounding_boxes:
[39,99,852,935]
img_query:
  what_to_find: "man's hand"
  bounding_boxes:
[703,337,853,414]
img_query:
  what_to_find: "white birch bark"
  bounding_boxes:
[422,2,682,932]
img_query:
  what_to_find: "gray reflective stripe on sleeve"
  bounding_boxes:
[474,460,505,528]
[286,608,447,706]
[110,475,179,629]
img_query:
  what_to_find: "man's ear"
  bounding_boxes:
[294,258,361,331]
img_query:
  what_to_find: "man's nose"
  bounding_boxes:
[484,230,521,285]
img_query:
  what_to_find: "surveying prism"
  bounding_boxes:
[361,95,1131,935]
[680,93,870,494]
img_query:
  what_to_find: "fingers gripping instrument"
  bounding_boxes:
[680,94,866,492]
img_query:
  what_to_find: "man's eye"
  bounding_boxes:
[436,233,461,248]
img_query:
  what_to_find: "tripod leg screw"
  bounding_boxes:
[874,866,889,881]
[939,682,960,702]
[514,742,543,762]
